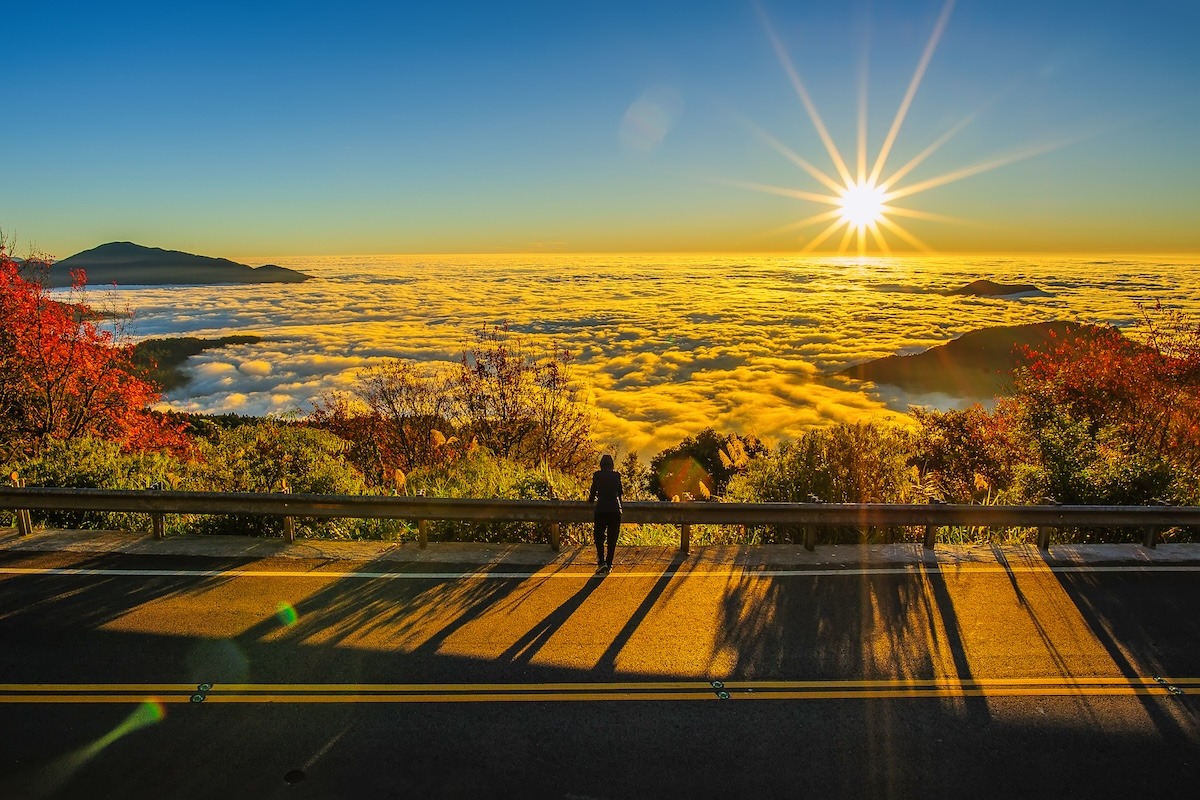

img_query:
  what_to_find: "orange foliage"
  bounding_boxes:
[0,247,190,457]
[1016,304,1200,471]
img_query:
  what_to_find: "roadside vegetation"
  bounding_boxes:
[4,239,1199,544]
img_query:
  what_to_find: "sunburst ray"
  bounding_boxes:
[731,112,846,194]
[885,139,1071,202]
[803,218,851,253]
[878,216,932,252]
[768,208,845,236]
[868,0,957,185]
[713,177,842,206]
[755,1,855,186]
[878,112,977,192]
[729,1,1061,254]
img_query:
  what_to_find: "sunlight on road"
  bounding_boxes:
[98,573,339,639]
[69,553,1196,741]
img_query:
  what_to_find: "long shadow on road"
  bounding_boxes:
[1050,567,1200,743]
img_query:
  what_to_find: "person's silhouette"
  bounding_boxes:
[588,454,623,573]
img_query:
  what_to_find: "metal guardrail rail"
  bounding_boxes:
[3,486,1197,552]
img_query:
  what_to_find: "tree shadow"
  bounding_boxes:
[0,551,249,633]
[710,557,980,687]
[1049,566,1200,740]
[5,549,1200,799]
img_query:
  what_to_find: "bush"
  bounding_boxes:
[186,421,370,537]
[727,423,916,505]
[725,423,917,543]
[648,428,764,500]
[11,436,187,530]
[406,451,586,543]
[911,404,1026,503]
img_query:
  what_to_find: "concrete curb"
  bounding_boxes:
[3,528,1199,569]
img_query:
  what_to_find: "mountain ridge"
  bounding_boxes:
[46,242,311,287]
[836,321,1109,399]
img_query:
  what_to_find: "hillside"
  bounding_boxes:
[948,279,1049,297]
[47,242,311,287]
[132,335,263,392]
[836,321,1107,399]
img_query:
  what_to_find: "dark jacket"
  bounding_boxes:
[589,469,624,515]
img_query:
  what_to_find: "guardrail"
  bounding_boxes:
[4,486,1198,553]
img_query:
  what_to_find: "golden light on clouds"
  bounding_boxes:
[128,253,1200,457]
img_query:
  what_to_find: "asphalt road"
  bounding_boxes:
[1,546,1199,799]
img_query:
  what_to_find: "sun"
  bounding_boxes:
[726,0,1061,255]
[838,181,887,229]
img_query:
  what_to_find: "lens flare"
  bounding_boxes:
[1,701,166,798]
[657,456,714,501]
[276,601,299,627]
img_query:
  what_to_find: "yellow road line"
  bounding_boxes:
[0,684,197,692]
[2,677,1194,693]
[0,676,1192,703]
[0,686,1183,704]
[721,677,1200,689]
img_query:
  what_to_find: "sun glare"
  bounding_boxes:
[838,182,886,229]
[734,0,1058,255]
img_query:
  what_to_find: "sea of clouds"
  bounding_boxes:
[87,254,1200,456]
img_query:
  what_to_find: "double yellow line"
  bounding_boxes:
[0,677,1193,704]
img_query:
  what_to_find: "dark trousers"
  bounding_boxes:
[593,513,621,565]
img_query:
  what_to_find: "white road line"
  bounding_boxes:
[1,565,1199,580]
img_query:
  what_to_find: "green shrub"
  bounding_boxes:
[406,451,586,543]
[11,436,186,530]
[186,421,369,537]
[725,423,918,543]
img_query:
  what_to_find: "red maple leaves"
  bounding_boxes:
[1,247,188,457]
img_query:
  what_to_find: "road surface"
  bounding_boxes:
[1,542,1198,798]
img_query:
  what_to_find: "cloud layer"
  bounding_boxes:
[91,253,1200,456]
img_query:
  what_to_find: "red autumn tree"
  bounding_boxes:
[1016,305,1200,473]
[0,242,188,458]
[913,307,1200,505]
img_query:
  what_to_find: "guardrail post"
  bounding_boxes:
[803,494,821,551]
[923,497,943,550]
[1143,499,1169,549]
[146,481,165,540]
[418,519,428,549]
[680,523,691,554]
[11,475,32,536]
[280,479,295,543]
[1037,526,1050,551]
[549,522,560,552]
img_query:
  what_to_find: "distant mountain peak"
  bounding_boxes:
[836,321,1107,399]
[46,242,312,287]
[948,279,1049,297]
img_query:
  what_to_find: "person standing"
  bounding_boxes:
[588,453,623,573]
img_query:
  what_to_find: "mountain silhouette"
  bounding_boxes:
[47,242,311,287]
[947,279,1048,297]
[836,321,1107,399]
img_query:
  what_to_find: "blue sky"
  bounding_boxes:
[4,0,1198,257]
